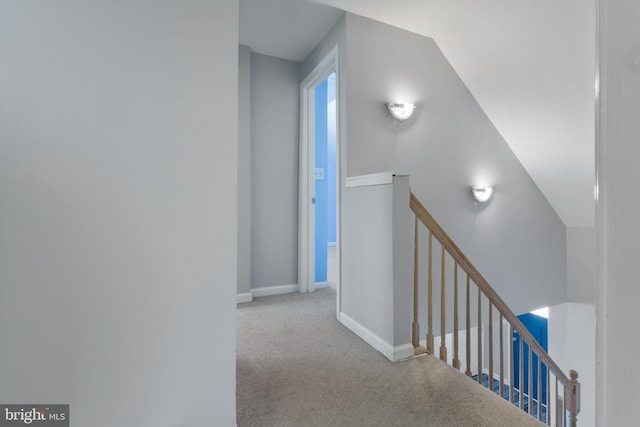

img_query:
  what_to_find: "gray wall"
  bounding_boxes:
[342,182,397,347]
[238,45,252,295]
[301,14,347,80]
[567,227,596,304]
[250,53,301,288]
[344,14,567,315]
[0,1,238,426]
[596,0,640,423]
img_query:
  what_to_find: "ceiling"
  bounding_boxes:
[240,0,596,227]
[239,0,344,62]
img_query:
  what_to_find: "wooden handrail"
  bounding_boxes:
[409,192,572,388]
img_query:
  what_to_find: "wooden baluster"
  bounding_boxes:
[427,230,434,354]
[556,377,561,427]
[499,313,504,399]
[465,275,471,377]
[528,346,533,415]
[488,302,493,391]
[453,261,459,369]
[547,367,551,425]
[477,288,482,384]
[538,357,542,421]
[510,324,515,404]
[412,215,420,350]
[440,245,447,362]
[519,338,524,411]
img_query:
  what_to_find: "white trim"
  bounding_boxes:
[394,343,416,361]
[236,292,253,304]
[595,3,607,427]
[339,311,412,362]
[334,46,342,319]
[251,284,298,298]
[345,171,410,188]
[339,311,393,360]
[314,281,330,290]
[298,74,314,294]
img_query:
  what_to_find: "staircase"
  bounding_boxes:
[340,172,580,427]
[409,192,580,426]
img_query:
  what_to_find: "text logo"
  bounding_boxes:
[0,405,68,426]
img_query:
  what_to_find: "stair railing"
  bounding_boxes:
[410,192,580,426]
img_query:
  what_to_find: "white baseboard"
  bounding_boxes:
[251,284,298,298]
[394,343,416,361]
[236,292,253,304]
[314,281,330,290]
[237,284,298,304]
[339,311,412,362]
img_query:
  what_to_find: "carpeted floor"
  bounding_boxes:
[236,288,545,427]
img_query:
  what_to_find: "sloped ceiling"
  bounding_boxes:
[240,0,596,227]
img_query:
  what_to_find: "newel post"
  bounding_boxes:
[566,369,580,427]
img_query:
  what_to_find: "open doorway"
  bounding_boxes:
[313,72,337,290]
[513,308,549,407]
[298,47,340,313]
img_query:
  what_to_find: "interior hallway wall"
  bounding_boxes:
[596,0,640,424]
[0,1,238,425]
[250,53,301,289]
[567,226,596,304]
[343,14,566,317]
[549,303,595,427]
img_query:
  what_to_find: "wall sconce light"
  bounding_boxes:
[471,186,494,203]
[386,102,416,121]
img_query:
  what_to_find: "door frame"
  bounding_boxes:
[512,312,548,401]
[298,46,341,307]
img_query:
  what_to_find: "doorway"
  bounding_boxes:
[513,310,549,405]
[313,72,337,290]
[298,47,340,313]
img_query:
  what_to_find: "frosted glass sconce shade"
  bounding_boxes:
[386,102,416,120]
[471,186,494,203]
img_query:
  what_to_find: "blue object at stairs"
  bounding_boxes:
[472,373,547,424]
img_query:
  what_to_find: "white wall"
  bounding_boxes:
[238,45,252,296]
[596,1,640,424]
[430,326,485,377]
[567,227,596,304]
[344,14,567,316]
[0,1,238,426]
[564,226,596,424]
[548,303,595,427]
[250,53,301,289]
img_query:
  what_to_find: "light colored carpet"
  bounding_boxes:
[236,288,545,427]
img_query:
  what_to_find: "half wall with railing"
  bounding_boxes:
[339,172,580,426]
